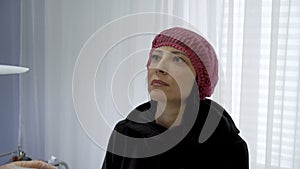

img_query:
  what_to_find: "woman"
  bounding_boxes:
[102,27,249,169]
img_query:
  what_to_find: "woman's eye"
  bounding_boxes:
[151,54,161,61]
[173,56,185,63]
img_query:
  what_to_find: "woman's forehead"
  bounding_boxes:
[153,46,189,58]
[154,46,184,53]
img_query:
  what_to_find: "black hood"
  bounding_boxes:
[102,99,249,169]
[125,99,240,144]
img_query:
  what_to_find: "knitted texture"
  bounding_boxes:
[147,27,218,100]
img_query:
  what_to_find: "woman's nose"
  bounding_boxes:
[155,68,167,75]
[154,58,168,75]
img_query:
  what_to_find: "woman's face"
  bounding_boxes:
[147,46,196,102]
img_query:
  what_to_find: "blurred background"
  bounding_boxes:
[0,0,299,169]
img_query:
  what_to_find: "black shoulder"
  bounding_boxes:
[114,101,152,130]
[113,118,136,137]
[199,99,240,143]
[112,101,158,138]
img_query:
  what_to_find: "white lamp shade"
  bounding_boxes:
[0,65,29,75]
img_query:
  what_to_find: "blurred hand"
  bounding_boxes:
[0,161,56,169]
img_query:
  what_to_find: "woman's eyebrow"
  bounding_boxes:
[154,49,187,56]
[171,51,187,56]
[153,49,162,54]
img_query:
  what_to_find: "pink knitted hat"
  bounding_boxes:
[147,27,219,100]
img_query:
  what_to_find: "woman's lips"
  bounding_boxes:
[151,79,170,87]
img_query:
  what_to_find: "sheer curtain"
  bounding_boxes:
[19,0,299,169]
[218,0,300,168]
[19,0,45,160]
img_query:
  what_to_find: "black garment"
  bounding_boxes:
[102,99,249,169]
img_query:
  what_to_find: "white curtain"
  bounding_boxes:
[19,0,45,160]
[218,0,300,168]
[19,0,300,169]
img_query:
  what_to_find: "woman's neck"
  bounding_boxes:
[155,100,187,128]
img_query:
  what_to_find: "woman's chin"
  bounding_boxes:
[149,89,167,102]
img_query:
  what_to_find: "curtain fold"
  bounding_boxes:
[19,0,300,169]
[19,0,45,160]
